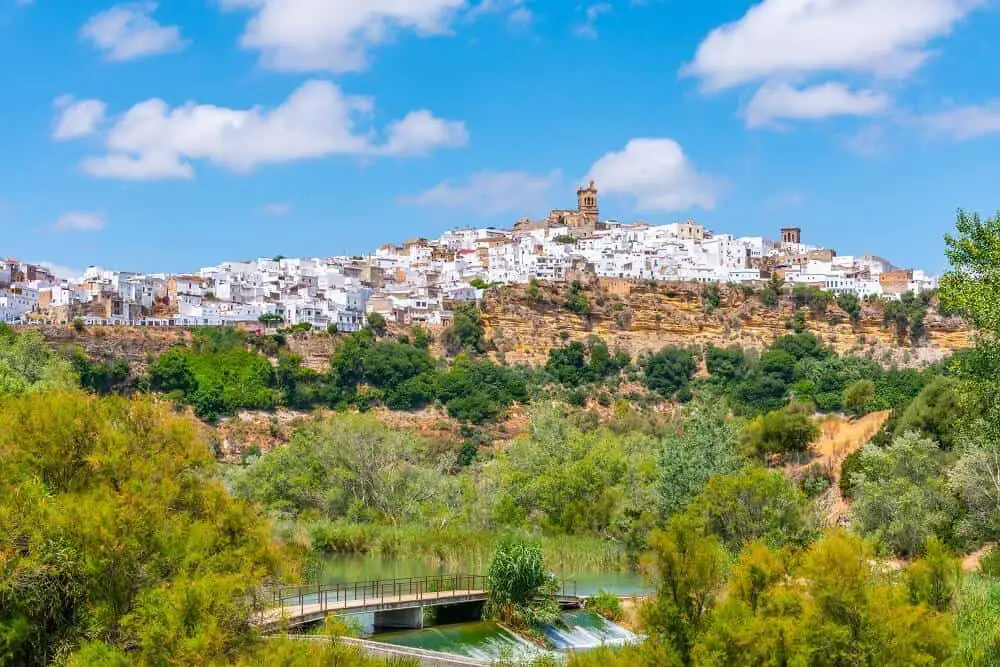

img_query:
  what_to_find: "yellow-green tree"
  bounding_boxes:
[0,391,285,666]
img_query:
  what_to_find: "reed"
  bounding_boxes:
[297,520,630,575]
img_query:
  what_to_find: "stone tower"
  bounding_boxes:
[577,180,599,226]
[780,227,802,245]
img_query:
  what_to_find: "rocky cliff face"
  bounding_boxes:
[480,282,970,367]
[35,282,970,374]
[36,325,191,373]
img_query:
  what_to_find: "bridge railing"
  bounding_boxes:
[255,574,581,624]
[264,573,489,616]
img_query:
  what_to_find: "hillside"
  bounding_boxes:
[35,280,969,375]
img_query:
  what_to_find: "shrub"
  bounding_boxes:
[484,539,559,628]
[641,347,697,396]
[739,401,819,458]
[586,590,623,622]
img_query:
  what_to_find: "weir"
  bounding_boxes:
[256,573,581,632]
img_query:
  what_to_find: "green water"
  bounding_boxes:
[314,554,650,597]
[375,611,639,660]
[376,620,542,662]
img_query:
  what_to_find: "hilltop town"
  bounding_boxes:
[2,182,937,328]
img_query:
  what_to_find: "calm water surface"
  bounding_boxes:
[314,554,651,596]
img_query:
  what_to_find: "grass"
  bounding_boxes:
[292,520,630,575]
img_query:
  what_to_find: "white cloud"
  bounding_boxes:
[467,0,533,27]
[922,102,1000,140]
[73,80,467,181]
[586,139,718,212]
[404,169,560,215]
[54,211,107,232]
[844,124,889,157]
[574,3,612,39]
[683,0,982,91]
[52,96,107,140]
[745,82,889,128]
[30,262,83,281]
[261,202,291,215]
[380,110,469,156]
[81,2,187,61]
[221,0,467,73]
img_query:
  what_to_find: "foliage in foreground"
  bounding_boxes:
[0,391,287,666]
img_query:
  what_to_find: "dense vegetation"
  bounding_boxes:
[0,387,405,666]
[7,209,1000,665]
[551,208,1000,665]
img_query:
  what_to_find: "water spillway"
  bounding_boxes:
[374,611,638,662]
[376,620,541,663]
[543,611,638,651]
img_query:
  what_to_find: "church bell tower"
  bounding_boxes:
[576,180,599,226]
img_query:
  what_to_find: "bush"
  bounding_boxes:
[443,304,486,355]
[837,293,862,322]
[798,463,832,498]
[978,548,1000,577]
[365,312,388,337]
[839,449,863,499]
[641,347,697,396]
[739,401,819,458]
[701,284,721,312]
[843,379,876,416]
[586,590,624,622]
[895,376,966,449]
[565,280,590,315]
[484,539,559,627]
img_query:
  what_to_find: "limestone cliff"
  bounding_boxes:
[35,281,970,375]
[480,281,970,367]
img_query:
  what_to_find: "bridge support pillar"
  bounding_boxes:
[374,607,424,630]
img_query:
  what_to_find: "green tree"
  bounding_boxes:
[739,401,818,458]
[704,346,748,385]
[258,311,284,326]
[837,293,862,323]
[70,350,130,395]
[641,347,697,396]
[659,400,741,518]
[565,280,591,315]
[436,356,527,422]
[365,311,388,337]
[642,517,727,665]
[848,432,957,557]
[695,531,955,666]
[0,392,285,666]
[844,379,876,417]
[895,376,966,449]
[484,539,558,627]
[682,468,815,553]
[442,304,486,355]
[905,537,961,612]
[147,349,198,396]
[759,274,783,308]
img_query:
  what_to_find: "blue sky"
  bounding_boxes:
[3,0,1000,277]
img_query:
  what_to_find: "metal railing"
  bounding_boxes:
[266,574,489,617]
[256,573,581,623]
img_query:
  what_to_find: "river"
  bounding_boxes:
[311,554,648,661]
[313,554,650,597]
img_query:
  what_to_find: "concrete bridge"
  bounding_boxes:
[256,574,581,632]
